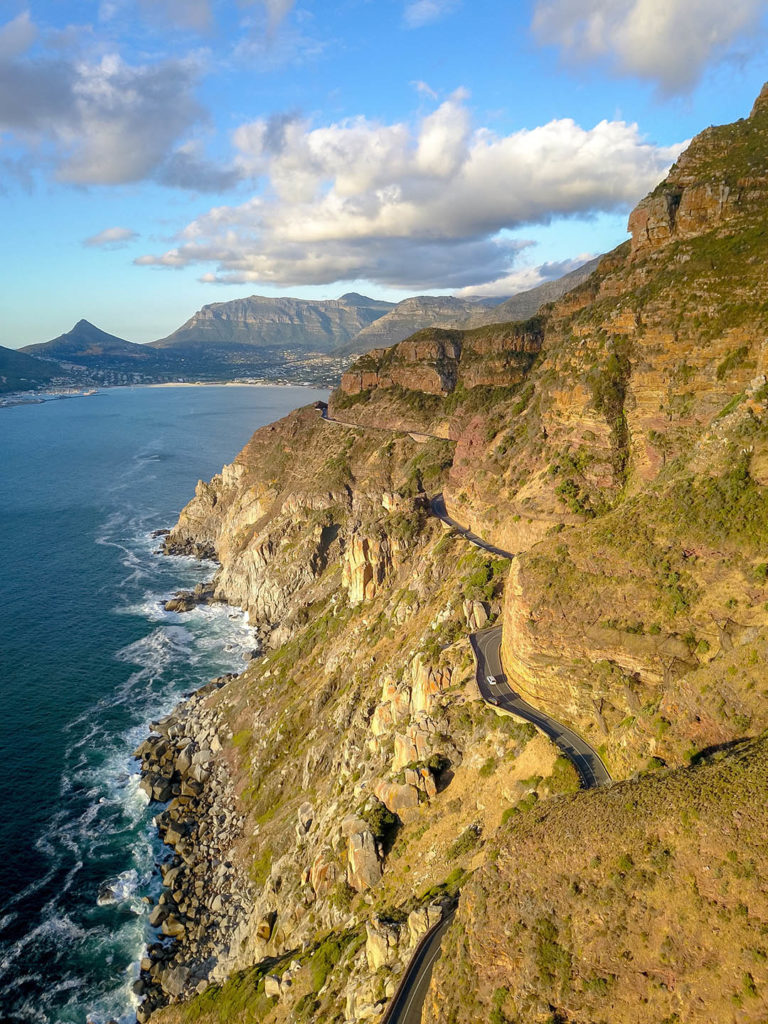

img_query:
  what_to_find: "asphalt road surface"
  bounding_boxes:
[380,909,456,1024]
[472,626,611,789]
[430,494,513,559]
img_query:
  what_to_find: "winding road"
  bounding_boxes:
[318,403,612,1021]
[429,492,611,789]
[472,627,611,789]
[379,908,456,1024]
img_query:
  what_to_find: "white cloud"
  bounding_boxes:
[454,256,596,298]
[57,54,203,184]
[137,93,683,289]
[532,0,766,92]
[412,79,438,100]
[404,0,460,28]
[0,14,208,186]
[83,226,139,248]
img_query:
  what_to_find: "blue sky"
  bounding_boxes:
[2,0,768,346]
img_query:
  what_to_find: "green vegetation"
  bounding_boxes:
[716,345,750,381]
[547,756,581,794]
[176,960,280,1023]
[447,823,482,861]
[359,799,399,848]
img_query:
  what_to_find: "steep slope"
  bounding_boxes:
[488,255,600,323]
[21,319,156,363]
[150,293,394,355]
[137,85,768,1024]
[139,405,571,1022]
[0,344,59,393]
[426,736,768,1024]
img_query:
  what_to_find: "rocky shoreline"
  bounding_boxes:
[133,673,252,1021]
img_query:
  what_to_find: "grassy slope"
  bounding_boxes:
[427,734,768,1024]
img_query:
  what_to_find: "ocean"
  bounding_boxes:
[0,384,327,1024]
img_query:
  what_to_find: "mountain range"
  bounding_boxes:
[132,83,768,1024]
[12,261,598,388]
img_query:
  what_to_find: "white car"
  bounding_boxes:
[486,675,498,687]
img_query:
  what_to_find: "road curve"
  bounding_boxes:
[430,494,513,559]
[317,404,612,1021]
[379,907,456,1024]
[316,401,453,444]
[472,626,611,789]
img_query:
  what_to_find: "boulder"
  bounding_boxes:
[372,780,419,823]
[264,974,281,999]
[365,916,402,970]
[346,829,382,892]
[310,849,338,896]
[159,964,190,999]
[407,903,443,947]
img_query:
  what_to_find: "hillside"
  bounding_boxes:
[150,293,394,356]
[488,255,600,323]
[333,295,501,357]
[21,319,156,363]
[134,86,768,1024]
[0,344,58,393]
[426,735,768,1024]
[334,261,599,359]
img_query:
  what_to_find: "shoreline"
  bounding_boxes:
[1,380,331,410]
[134,550,257,1021]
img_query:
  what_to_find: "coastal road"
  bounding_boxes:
[380,907,456,1024]
[430,492,609,787]
[316,401,452,444]
[430,493,514,559]
[471,626,611,789]
[317,401,611,1021]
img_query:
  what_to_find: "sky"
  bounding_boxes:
[2,1,768,347]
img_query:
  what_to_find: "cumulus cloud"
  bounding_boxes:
[137,92,683,289]
[155,144,244,192]
[57,55,204,184]
[532,0,766,93]
[83,226,139,248]
[404,0,460,28]
[454,256,597,299]
[0,13,207,185]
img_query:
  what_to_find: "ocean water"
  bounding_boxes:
[0,384,327,1024]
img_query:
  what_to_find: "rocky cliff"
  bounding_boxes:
[335,261,598,359]
[334,296,501,357]
[150,293,394,354]
[140,86,768,1024]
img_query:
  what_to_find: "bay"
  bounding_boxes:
[0,384,327,1023]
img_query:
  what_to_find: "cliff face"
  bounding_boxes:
[146,86,768,1024]
[150,293,394,353]
[149,404,569,1022]
[629,85,768,255]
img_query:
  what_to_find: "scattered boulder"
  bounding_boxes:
[365,916,402,970]
[264,974,282,999]
[346,828,382,892]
